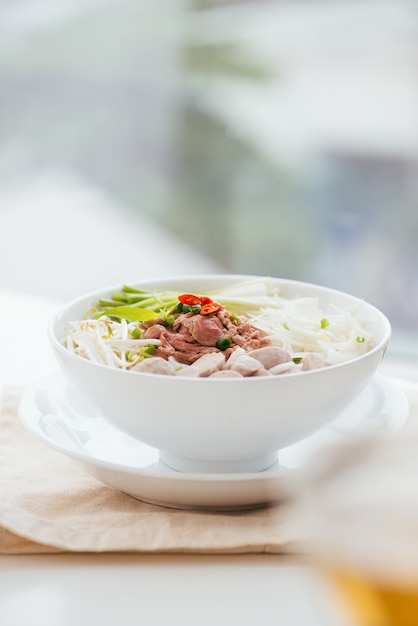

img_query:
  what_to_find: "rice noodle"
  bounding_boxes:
[247,298,373,366]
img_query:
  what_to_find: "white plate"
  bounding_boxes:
[19,372,409,510]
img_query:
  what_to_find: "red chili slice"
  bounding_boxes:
[200,302,221,315]
[199,296,213,305]
[178,293,202,306]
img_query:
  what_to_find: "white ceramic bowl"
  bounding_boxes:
[48,275,391,474]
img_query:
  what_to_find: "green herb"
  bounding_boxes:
[292,357,303,364]
[320,318,329,329]
[356,336,365,343]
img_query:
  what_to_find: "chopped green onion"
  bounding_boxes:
[356,336,365,343]
[216,336,233,351]
[292,357,303,364]
[130,327,141,339]
[320,318,329,329]
[283,322,290,330]
[164,315,175,326]
[144,344,155,355]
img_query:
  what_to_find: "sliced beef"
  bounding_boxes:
[141,323,167,340]
[154,331,218,364]
[174,313,224,346]
[137,305,271,367]
[209,309,269,349]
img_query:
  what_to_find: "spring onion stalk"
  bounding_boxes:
[91,281,286,321]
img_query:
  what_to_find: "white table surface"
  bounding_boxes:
[0,553,347,626]
[2,286,409,626]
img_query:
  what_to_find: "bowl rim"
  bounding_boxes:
[48,273,392,382]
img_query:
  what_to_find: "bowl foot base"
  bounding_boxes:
[159,451,278,474]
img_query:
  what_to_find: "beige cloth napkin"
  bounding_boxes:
[0,385,305,555]
[1,377,417,555]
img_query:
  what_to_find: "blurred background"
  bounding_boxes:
[0,0,417,368]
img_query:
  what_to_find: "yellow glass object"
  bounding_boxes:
[329,568,418,626]
[293,420,418,626]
